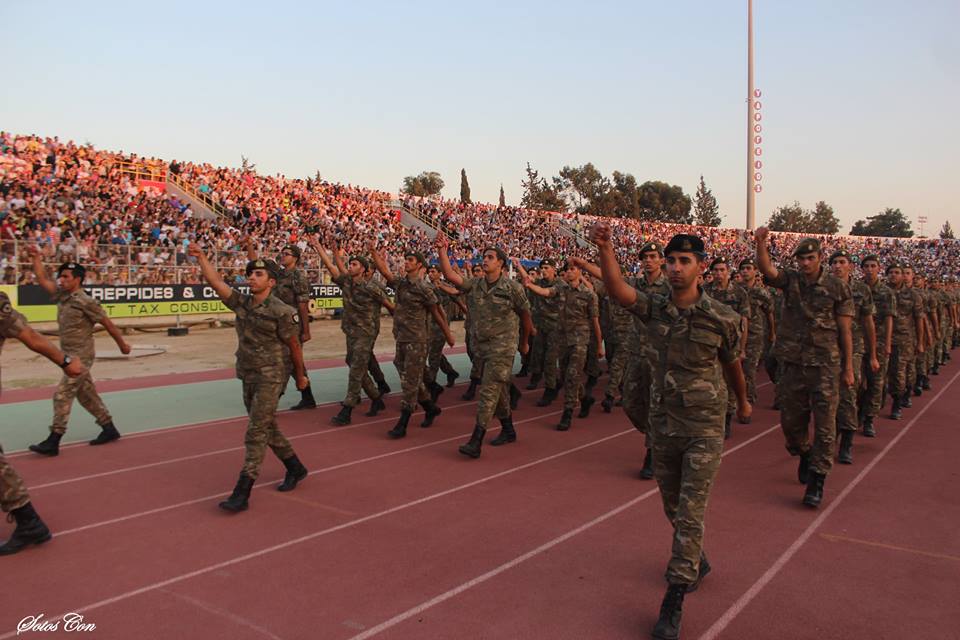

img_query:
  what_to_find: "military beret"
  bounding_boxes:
[739,258,757,269]
[710,256,729,270]
[885,262,903,274]
[860,254,880,265]
[246,258,279,279]
[282,244,302,260]
[349,255,371,270]
[638,241,664,257]
[664,234,706,257]
[828,249,851,264]
[405,252,427,266]
[57,262,86,279]
[539,258,556,269]
[482,246,508,265]
[793,238,821,257]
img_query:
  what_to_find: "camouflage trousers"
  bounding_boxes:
[653,434,723,585]
[889,338,915,397]
[426,333,458,384]
[394,341,430,412]
[604,331,633,398]
[529,323,560,388]
[780,362,839,476]
[50,360,112,434]
[744,340,764,404]
[475,353,514,428]
[0,445,31,513]
[241,379,295,480]
[862,349,890,419]
[344,334,381,408]
[837,352,864,433]
[585,336,602,380]
[622,354,652,447]
[559,342,588,410]
[466,330,483,380]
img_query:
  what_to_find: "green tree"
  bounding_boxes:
[607,171,640,218]
[401,171,444,197]
[849,208,914,237]
[940,220,954,239]
[766,201,812,232]
[692,175,721,226]
[808,200,840,234]
[459,168,471,204]
[551,163,611,214]
[499,184,506,207]
[520,163,567,212]
[637,181,692,223]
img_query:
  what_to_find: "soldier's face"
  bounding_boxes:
[348,260,364,278]
[830,257,851,279]
[665,252,702,290]
[641,252,662,275]
[887,267,902,286]
[471,267,483,278]
[711,263,729,284]
[279,251,297,269]
[795,252,820,276]
[861,260,880,282]
[903,269,915,286]
[404,256,421,274]
[563,266,581,284]
[740,264,757,284]
[482,250,504,275]
[427,268,440,282]
[541,265,555,280]
[57,270,81,292]
[247,269,274,294]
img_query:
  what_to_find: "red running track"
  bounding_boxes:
[2,361,959,640]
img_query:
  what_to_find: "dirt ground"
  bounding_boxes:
[2,316,468,389]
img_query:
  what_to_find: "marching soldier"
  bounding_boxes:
[461,263,486,400]
[190,246,310,512]
[756,230,854,508]
[738,258,775,406]
[703,257,749,437]
[860,255,895,437]
[526,260,562,403]
[1,290,86,555]
[369,243,454,439]
[592,225,749,640]
[27,248,128,456]
[425,265,461,399]
[889,264,924,418]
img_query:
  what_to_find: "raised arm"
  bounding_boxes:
[435,234,464,287]
[368,240,394,284]
[187,244,234,301]
[245,236,257,261]
[309,237,340,279]
[754,227,780,283]
[589,222,638,307]
[568,257,602,280]
[28,245,57,296]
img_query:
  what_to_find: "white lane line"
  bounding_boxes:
[0,428,633,640]
[696,367,960,640]
[346,421,783,640]
[54,410,562,537]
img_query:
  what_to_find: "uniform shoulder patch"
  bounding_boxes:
[292,313,300,324]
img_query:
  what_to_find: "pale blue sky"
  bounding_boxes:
[2,0,958,234]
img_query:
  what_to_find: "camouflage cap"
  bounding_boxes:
[282,244,302,259]
[739,257,757,269]
[828,249,851,264]
[638,241,664,257]
[710,256,729,270]
[664,234,706,257]
[57,262,86,279]
[793,238,821,257]
[246,258,280,279]
[405,251,427,266]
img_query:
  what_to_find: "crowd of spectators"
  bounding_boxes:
[2,132,958,291]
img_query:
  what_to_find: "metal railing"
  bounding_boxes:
[115,159,168,183]
[166,171,228,219]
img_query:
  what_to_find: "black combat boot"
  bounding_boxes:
[461,377,480,400]
[510,384,522,410]
[797,451,812,485]
[686,554,712,593]
[577,395,595,418]
[489,416,516,446]
[291,385,317,410]
[837,430,854,465]
[651,583,687,640]
[526,373,542,390]
[446,370,460,387]
[29,432,63,456]
[556,408,573,431]
[802,471,826,508]
[536,387,558,407]
[601,394,614,413]
[277,455,308,492]
[724,414,732,440]
[584,374,598,393]
[922,375,931,390]
[931,364,940,376]
[365,397,386,417]
[862,415,876,437]
[890,395,903,420]
[0,503,52,555]
[516,363,529,378]
[429,381,445,402]
[902,391,912,408]
[376,379,391,396]
[89,421,121,446]
[913,381,923,397]
[219,473,255,512]
[458,425,486,458]
[388,410,411,439]
[419,400,442,427]
[330,405,353,426]
[639,449,654,480]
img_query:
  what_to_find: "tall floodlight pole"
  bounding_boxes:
[746,0,756,230]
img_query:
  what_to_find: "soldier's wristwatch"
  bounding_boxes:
[59,354,72,369]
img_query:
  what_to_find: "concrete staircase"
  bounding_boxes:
[166,172,224,221]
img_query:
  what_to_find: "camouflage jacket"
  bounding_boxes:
[892,285,923,346]
[767,267,854,367]
[744,284,773,348]
[389,274,438,344]
[1,291,28,393]
[224,290,299,383]
[533,277,562,328]
[458,275,530,358]
[335,273,390,339]
[54,289,107,359]
[625,288,741,438]
[273,267,311,308]
[848,279,875,357]
[629,273,671,352]
[428,282,455,339]
[704,281,749,353]
[556,280,598,346]
[867,279,896,351]
[594,281,637,339]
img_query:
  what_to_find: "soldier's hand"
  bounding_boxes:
[296,375,310,391]
[445,332,455,348]
[589,222,612,247]
[754,227,770,243]
[435,233,449,251]
[519,340,529,356]
[118,341,132,355]
[300,330,311,343]
[27,244,41,257]
[737,400,753,423]
[870,356,880,373]
[842,367,855,388]
[568,256,588,269]
[187,244,203,258]
[63,359,86,378]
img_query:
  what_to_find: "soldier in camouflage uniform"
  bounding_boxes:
[896,266,927,413]
[275,245,317,409]
[190,246,310,512]
[756,230,855,509]
[703,256,749,438]
[27,249,129,456]
[424,265,461,399]
[829,250,878,465]
[911,274,935,395]
[886,263,924,419]
[461,263,486,400]
[1,291,87,555]
[738,259,775,406]
[526,260,562,404]
[765,285,784,410]
[525,262,602,431]
[592,225,749,640]
[370,244,454,439]
[859,255,895,437]
[311,240,390,425]
[435,237,533,458]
